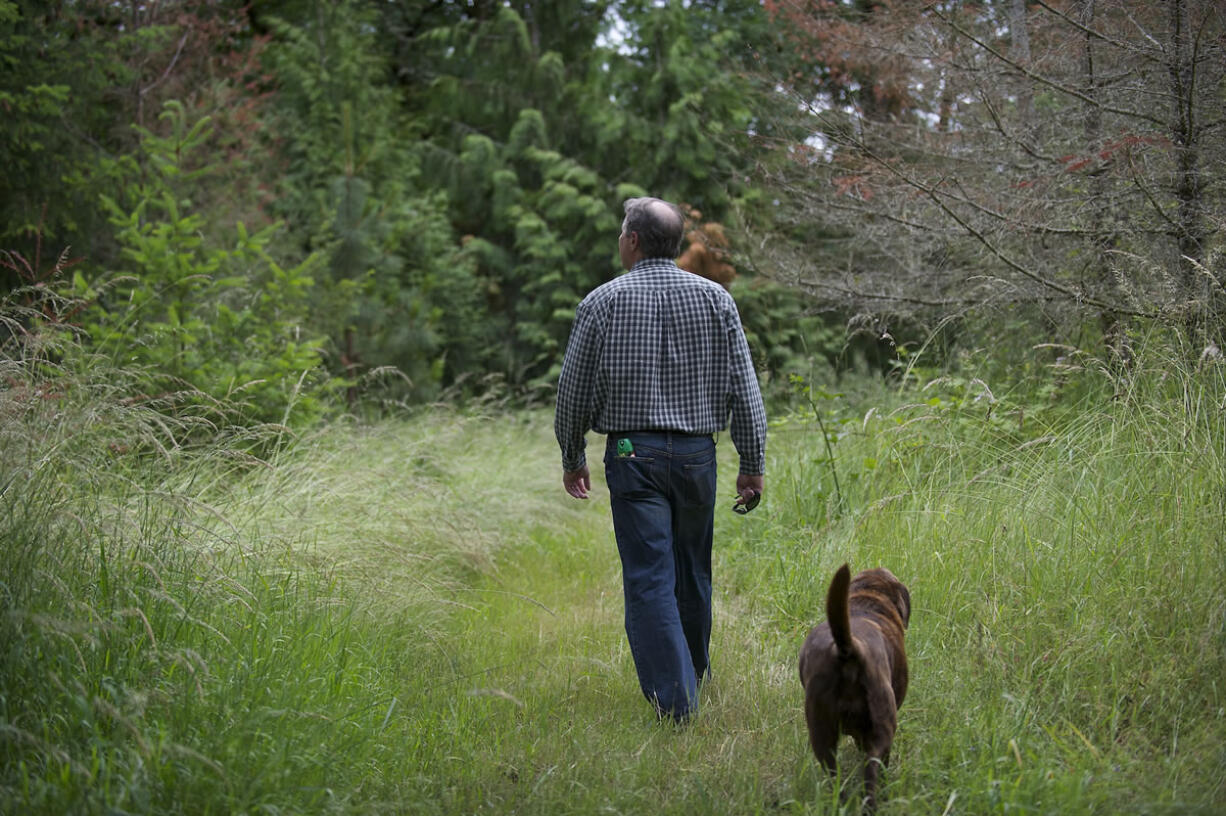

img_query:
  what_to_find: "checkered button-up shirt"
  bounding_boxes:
[554,259,767,475]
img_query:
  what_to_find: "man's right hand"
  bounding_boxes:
[735,473,764,508]
[563,466,591,499]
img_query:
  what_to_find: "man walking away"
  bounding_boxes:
[554,196,767,722]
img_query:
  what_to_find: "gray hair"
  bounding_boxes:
[623,197,686,259]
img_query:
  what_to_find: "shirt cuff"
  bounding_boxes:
[738,455,765,476]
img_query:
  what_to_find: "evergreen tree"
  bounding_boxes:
[75,102,330,427]
[406,4,624,392]
[0,1,269,284]
[0,0,131,279]
[401,1,788,392]
[261,0,475,401]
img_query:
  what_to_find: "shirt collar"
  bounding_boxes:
[627,258,682,276]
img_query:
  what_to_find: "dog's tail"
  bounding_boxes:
[825,562,853,657]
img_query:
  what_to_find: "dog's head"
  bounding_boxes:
[851,567,911,629]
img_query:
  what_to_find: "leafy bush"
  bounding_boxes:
[71,102,333,427]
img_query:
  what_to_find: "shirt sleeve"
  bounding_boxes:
[725,298,767,475]
[554,299,604,472]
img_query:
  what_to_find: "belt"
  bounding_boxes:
[608,429,712,438]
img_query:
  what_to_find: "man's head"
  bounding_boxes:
[620,197,685,269]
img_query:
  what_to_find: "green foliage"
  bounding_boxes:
[732,277,845,394]
[3,0,802,409]
[4,339,1223,813]
[75,101,330,427]
[602,0,769,213]
[0,336,570,812]
[0,1,133,267]
[403,1,792,394]
[0,1,268,281]
[433,103,621,389]
[262,0,480,401]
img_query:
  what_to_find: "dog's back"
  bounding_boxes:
[799,563,911,812]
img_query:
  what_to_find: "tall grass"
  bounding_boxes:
[3,328,1224,814]
[0,315,578,813]
[722,345,1226,814]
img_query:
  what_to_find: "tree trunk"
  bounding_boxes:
[1075,1,1128,363]
[1166,0,1210,346]
[1010,0,1034,129]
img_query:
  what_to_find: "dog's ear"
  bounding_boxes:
[897,583,911,628]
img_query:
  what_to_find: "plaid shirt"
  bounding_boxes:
[554,259,767,475]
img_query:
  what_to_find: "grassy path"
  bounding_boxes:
[5,387,1223,814]
[396,419,825,815]
[391,404,1226,815]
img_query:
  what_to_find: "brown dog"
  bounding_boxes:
[798,563,911,812]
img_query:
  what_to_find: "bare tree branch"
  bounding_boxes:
[929,4,1168,128]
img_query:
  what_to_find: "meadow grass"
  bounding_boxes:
[2,343,1224,814]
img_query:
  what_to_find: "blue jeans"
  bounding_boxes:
[603,431,717,720]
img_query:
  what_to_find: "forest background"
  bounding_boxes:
[2,1,1225,814]
[5,0,1222,415]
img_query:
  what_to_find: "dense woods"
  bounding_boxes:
[3,0,1223,419]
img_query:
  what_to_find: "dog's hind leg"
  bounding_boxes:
[862,755,884,812]
[861,726,895,813]
[812,733,837,778]
[808,724,838,777]
[804,692,839,776]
